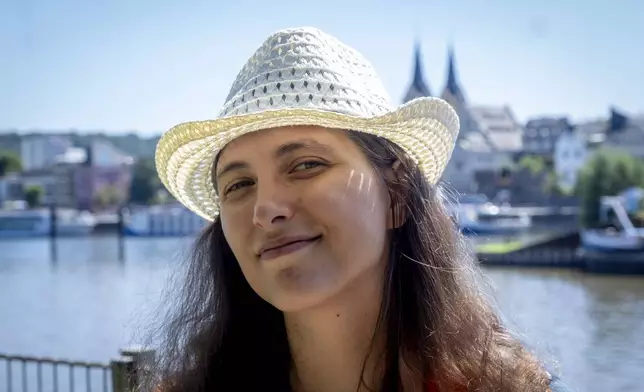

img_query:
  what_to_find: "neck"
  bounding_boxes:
[285,266,386,392]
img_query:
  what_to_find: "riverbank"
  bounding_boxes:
[475,231,644,275]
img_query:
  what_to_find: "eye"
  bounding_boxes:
[292,160,324,172]
[224,179,254,195]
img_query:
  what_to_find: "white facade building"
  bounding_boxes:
[553,118,609,193]
[522,117,572,156]
[89,139,134,167]
[20,135,73,171]
[553,128,589,193]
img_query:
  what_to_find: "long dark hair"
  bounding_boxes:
[149,131,552,391]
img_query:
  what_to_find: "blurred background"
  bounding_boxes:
[1,1,643,391]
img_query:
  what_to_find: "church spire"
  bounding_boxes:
[412,41,431,95]
[402,40,432,103]
[442,44,466,104]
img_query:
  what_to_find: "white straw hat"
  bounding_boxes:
[155,27,460,221]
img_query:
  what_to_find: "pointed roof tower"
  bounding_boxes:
[402,41,432,103]
[441,44,466,105]
[608,106,629,132]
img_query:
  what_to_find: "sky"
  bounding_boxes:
[1,0,642,135]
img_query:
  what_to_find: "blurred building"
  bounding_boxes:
[20,135,73,171]
[4,137,133,210]
[19,169,58,205]
[71,139,134,210]
[402,41,433,103]
[602,109,644,159]
[522,117,572,157]
[553,126,590,193]
[402,43,523,194]
[469,105,523,154]
[553,109,644,193]
[0,173,23,206]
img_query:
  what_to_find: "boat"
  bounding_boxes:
[580,195,644,253]
[448,195,532,235]
[122,204,207,237]
[455,203,532,235]
[580,229,644,252]
[0,208,96,238]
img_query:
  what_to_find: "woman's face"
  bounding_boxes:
[216,126,393,312]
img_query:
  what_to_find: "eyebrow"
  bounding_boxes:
[215,138,331,181]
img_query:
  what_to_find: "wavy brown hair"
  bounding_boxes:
[148,131,554,391]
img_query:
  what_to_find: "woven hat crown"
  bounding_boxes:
[155,27,460,221]
[218,27,395,119]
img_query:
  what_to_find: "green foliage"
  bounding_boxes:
[24,186,43,208]
[0,150,22,177]
[543,171,564,196]
[517,155,547,175]
[575,148,644,228]
[129,158,161,205]
[516,154,567,195]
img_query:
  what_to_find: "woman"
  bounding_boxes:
[152,27,569,391]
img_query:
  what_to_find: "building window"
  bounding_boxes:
[540,141,549,151]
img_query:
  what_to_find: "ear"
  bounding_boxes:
[386,160,408,230]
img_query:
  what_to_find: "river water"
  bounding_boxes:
[0,236,642,392]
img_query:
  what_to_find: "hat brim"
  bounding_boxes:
[155,96,459,221]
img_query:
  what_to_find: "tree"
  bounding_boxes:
[575,148,644,227]
[516,154,568,196]
[543,171,571,196]
[129,158,160,205]
[517,154,548,176]
[24,186,43,208]
[0,150,22,177]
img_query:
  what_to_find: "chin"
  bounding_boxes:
[263,270,342,313]
[269,294,327,313]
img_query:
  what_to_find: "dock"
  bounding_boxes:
[474,229,644,275]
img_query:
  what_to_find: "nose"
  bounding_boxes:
[252,180,295,228]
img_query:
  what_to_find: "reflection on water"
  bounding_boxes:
[485,267,644,392]
[0,237,642,392]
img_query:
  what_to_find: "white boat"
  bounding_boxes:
[580,229,644,252]
[0,208,96,238]
[580,195,644,253]
[449,201,532,235]
[122,205,207,237]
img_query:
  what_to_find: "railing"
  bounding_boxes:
[0,347,154,392]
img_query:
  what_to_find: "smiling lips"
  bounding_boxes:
[259,235,322,261]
